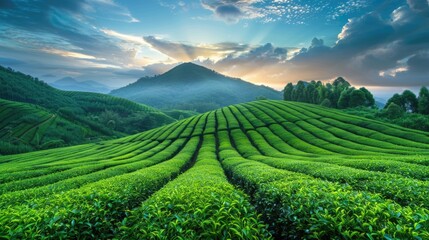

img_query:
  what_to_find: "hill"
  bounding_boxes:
[0,99,114,154]
[110,62,282,112]
[1,100,429,239]
[50,77,112,93]
[0,66,175,153]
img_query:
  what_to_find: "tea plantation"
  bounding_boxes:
[1,100,429,239]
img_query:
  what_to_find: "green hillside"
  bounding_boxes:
[1,100,429,239]
[0,99,56,154]
[110,62,282,112]
[0,66,175,153]
[0,99,121,155]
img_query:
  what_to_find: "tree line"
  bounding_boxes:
[384,87,429,117]
[283,77,375,109]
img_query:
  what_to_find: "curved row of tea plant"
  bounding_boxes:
[1,100,429,239]
[120,134,271,239]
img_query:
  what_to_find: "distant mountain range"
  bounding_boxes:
[110,63,282,112]
[50,77,112,93]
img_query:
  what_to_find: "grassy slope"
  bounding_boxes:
[0,66,175,154]
[1,100,429,239]
[342,106,429,132]
[0,98,118,155]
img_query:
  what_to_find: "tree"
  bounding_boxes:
[349,89,367,108]
[293,81,306,102]
[418,86,429,114]
[338,89,351,109]
[385,94,404,110]
[359,87,375,107]
[332,77,351,89]
[402,90,418,113]
[384,102,404,119]
[282,77,373,109]
[283,83,294,101]
[317,85,328,103]
[306,83,316,103]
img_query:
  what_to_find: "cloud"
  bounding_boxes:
[0,0,147,87]
[280,3,429,87]
[200,0,373,24]
[215,4,244,22]
[407,0,429,14]
[0,0,145,71]
[159,0,189,11]
[143,36,249,61]
[407,52,429,72]
[1,0,427,92]
[201,0,264,23]
[0,57,24,66]
[114,63,179,78]
[0,0,14,8]
[140,1,428,89]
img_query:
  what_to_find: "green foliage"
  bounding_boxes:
[320,98,332,107]
[385,90,420,113]
[121,135,271,239]
[0,66,175,154]
[283,77,375,109]
[418,86,429,114]
[344,105,429,132]
[1,100,429,239]
[162,109,198,120]
[348,89,367,107]
[384,103,405,119]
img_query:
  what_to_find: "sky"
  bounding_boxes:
[0,0,428,99]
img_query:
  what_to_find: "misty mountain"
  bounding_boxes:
[110,63,282,112]
[375,97,386,108]
[50,77,112,93]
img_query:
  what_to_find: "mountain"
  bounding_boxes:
[0,65,174,154]
[50,77,112,93]
[375,97,386,108]
[110,62,282,112]
[1,100,429,239]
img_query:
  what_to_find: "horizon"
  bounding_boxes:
[0,0,428,99]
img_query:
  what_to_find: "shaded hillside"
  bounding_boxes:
[0,66,175,153]
[110,62,282,112]
[0,99,109,155]
[1,100,429,239]
[50,77,112,93]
